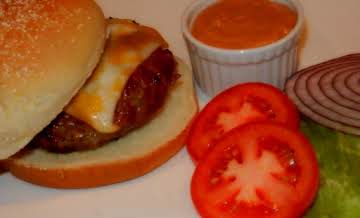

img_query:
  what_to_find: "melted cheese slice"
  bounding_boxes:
[65,19,167,133]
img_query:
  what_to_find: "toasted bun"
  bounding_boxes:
[8,59,198,188]
[0,0,106,159]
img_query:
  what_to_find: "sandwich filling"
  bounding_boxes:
[65,19,168,133]
[30,19,179,152]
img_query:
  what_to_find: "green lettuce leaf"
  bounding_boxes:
[301,119,360,218]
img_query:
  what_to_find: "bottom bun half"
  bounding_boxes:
[8,58,198,189]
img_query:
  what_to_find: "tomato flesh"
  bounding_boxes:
[187,83,299,162]
[191,122,319,218]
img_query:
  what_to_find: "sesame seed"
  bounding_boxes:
[0,0,89,81]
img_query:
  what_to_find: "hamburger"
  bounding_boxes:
[0,0,197,188]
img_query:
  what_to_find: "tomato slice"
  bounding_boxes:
[187,83,299,162]
[191,122,319,218]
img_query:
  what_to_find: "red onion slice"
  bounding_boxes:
[320,65,360,110]
[294,65,360,127]
[307,64,360,119]
[346,72,360,95]
[285,54,360,135]
[334,69,360,103]
[285,73,360,135]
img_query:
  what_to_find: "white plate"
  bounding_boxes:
[1,0,360,217]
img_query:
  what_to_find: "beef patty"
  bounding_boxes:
[31,48,178,153]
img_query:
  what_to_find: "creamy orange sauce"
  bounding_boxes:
[191,0,297,49]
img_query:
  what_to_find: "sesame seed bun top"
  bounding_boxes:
[0,0,106,159]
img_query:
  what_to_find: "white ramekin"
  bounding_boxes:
[182,0,304,97]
